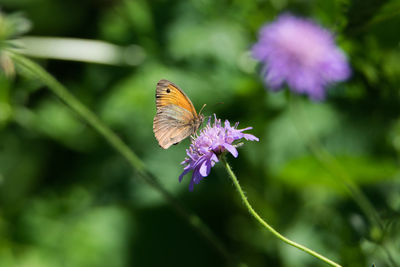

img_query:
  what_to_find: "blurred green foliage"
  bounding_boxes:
[0,0,400,266]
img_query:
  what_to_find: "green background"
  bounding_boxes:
[0,0,399,266]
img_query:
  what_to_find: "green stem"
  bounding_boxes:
[221,156,342,267]
[289,97,397,267]
[288,97,383,229]
[9,51,235,265]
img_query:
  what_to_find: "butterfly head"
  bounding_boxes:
[197,103,206,127]
[194,113,204,133]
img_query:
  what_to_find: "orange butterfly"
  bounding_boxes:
[153,79,205,149]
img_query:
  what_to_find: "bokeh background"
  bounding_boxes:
[0,0,400,266]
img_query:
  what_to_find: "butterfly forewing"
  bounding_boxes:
[156,79,198,116]
[153,80,202,149]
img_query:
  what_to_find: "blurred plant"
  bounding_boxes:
[0,10,234,265]
[252,11,398,266]
[17,37,146,66]
[0,11,145,67]
[7,51,237,265]
[252,14,350,100]
[0,11,31,41]
[289,96,398,266]
[0,11,31,77]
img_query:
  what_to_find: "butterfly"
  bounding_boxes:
[153,79,205,149]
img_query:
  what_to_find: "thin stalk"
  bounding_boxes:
[289,96,397,267]
[221,156,342,267]
[9,51,235,265]
[288,97,383,229]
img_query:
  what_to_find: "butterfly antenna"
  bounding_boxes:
[199,103,207,115]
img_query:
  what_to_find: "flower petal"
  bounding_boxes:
[179,167,191,182]
[199,159,211,177]
[189,176,195,191]
[243,133,259,141]
[223,143,238,158]
[210,153,219,163]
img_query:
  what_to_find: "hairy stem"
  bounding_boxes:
[222,156,341,267]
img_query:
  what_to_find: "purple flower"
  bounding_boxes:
[179,115,259,191]
[252,14,351,100]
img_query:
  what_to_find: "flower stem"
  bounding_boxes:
[8,51,236,265]
[289,96,383,229]
[221,156,342,267]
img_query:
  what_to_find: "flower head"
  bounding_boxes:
[252,14,350,100]
[179,115,259,191]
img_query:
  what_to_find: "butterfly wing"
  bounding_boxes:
[155,79,198,116]
[153,105,196,149]
[153,80,200,149]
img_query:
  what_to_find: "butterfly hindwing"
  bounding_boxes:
[153,105,195,149]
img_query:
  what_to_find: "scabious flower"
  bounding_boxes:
[252,14,351,100]
[179,115,259,191]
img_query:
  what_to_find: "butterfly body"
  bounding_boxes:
[153,80,204,149]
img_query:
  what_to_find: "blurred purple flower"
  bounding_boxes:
[252,14,351,100]
[179,115,259,191]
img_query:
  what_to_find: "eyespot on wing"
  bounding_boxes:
[155,79,198,115]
